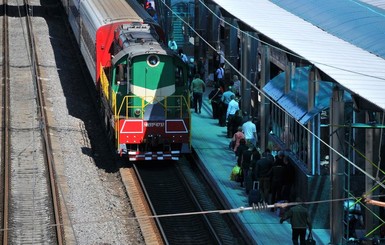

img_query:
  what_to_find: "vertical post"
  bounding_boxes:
[365,112,374,234]
[330,86,345,244]
[283,63,294,150]
[308,68,319,174]
[259,45,270,151]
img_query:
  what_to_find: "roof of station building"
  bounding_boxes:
[212,0,385,110]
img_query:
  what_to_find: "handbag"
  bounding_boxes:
[305,230,316,245]
[230,165,241,181]
[235,168,244,183]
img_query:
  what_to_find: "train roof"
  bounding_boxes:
[111,25,173,65]
[80,0,155,27]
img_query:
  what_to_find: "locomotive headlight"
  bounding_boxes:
[135,109,141,117]
[147,55,160,67]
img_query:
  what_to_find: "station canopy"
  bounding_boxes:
[263,66,352,124]
[211,0,385,111]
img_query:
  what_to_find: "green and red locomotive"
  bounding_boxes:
[61,0,191,160]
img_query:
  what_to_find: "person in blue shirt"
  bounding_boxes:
[178,49,188,63]
[344,199,363,239]
[168,36,178,51]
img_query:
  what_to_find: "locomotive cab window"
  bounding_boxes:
[116,64,127,84]
[147,55,160,67]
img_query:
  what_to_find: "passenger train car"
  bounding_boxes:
[61,0,191,160]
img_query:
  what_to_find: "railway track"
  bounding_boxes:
[1,0,62,243]
[135,159,246,245]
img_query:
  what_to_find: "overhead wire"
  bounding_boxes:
[160,0,385,191]
[2,194,385,232]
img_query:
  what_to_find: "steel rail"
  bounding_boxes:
[133,164,168,245]
[1,0,10,243]
[23,1,63,244]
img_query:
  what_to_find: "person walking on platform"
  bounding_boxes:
[226,95,239,137]
[280,197,312,245]
[190,74,205,114]
[208,85,222,119]
[242,116,258,147]
[254,149,274,203]
[270,152,286,207]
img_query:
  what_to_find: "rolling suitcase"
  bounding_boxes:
[248,181,262,206]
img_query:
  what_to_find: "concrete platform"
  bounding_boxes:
[190,87,331,245]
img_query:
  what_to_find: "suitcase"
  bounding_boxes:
[248,181,262,206]
[276,200,288,217]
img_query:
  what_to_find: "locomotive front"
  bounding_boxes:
[109,24,191,160]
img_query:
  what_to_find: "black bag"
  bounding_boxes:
[229,140,235,150]
[305,230,316,245]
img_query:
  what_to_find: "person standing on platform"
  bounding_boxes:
[226,95,239,138]
[242,116,258,147]
[188,57,197,85]
[190,74,205,114]
[179,49,188,63]
[197,57,207,83]
[232,126,245,154]
[282,156,295,202]
[254,149,274,203]
[215,63,225,90]
[241,144,254,189]
[168,36,178,52]
[270,152,286,207]
[145,2,158,22]
[280,197,312,245]
[236,138,248,167]
[344,198,364,239]
[220,87,235,127]
[232,74,241,97]
[208,85,222,119]
[230,110,243,137]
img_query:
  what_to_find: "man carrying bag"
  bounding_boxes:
[280,197,313,245]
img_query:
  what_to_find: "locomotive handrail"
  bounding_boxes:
[116,94,190,119]
[115,94,190,150]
